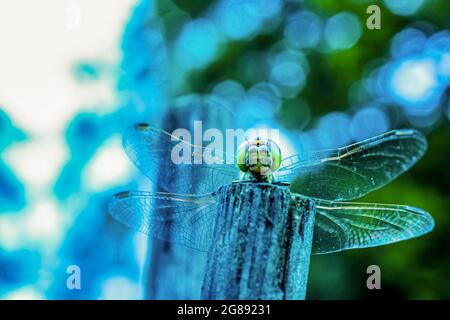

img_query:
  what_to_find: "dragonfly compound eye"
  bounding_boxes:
[268,140,282,171]
[258,145,272,166]
[247,146,259,166]
[237,141,249,172]
[237,139,282,175]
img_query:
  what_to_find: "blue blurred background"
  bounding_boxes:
[0,0,449,299]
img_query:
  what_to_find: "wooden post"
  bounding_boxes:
[146,97,235,299]
[146,106,207,299]
[201,182,316,300]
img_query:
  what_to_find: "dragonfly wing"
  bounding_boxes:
[312,200,434,254]
[275,129,427,201]
[123,124,240,194]
[108,191,217,251]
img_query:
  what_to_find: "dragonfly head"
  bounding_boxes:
[237,138,282,180]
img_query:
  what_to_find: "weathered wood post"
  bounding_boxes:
[201,182,316,300]
[146,97,235,299]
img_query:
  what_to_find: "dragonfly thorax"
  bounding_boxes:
[237,138,282,182]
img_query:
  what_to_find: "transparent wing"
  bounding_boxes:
[108,191,217,251]
[275,129,427,201]
[312,200,434,254]
[123,123,240,194]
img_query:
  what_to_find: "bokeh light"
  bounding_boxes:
[284,11,322,49]
[386,57,442,111]
[383,0,426,16]
[212,0,282,40]
[350,107,390,141]
[269,49,308,97]
[323,12,362,51]
[316,112,352,149]
[390,28,428,58]
[174,18,223,70]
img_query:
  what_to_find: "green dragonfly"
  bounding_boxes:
[109,124,434,253]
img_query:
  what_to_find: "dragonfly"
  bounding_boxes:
[109,124,434,254]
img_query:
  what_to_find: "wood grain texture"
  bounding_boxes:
[201,182,316,300]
